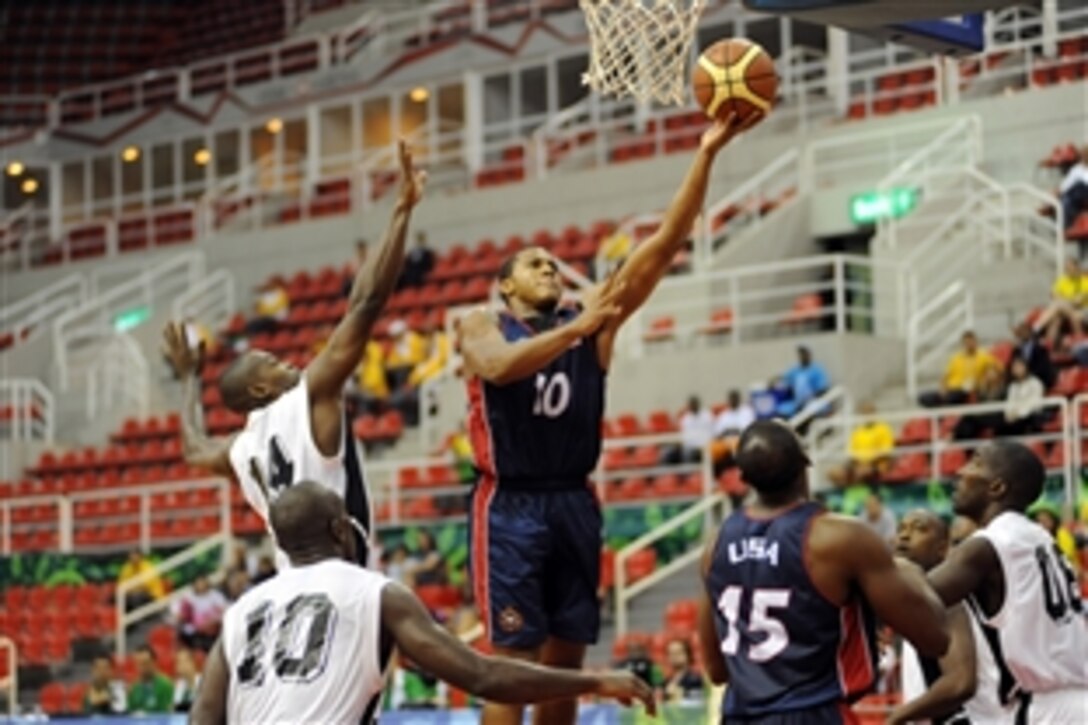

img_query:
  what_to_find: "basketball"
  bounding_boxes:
[692,38,778,125]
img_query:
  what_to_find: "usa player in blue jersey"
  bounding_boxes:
[698,421,950,724]
[459,113,758,725]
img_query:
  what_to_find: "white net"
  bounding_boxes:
[579,0,706,106]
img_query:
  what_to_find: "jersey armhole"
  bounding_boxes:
[801,512,849,609]
[968,530,1008,626]
[299,372,346,463]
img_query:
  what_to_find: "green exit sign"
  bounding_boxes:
[114,305,151,332]
[850,188,920,225]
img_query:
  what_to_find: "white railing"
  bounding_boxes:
[614,493,725,637]
[171,269,237,335]
[0,379,54,443]
[116,531,231,657]
[53,252,205,390]
[808,396,1074,496]
[0,274,87,350]
[0,478,230,557]
[85,333,150,424]
[906,280,974,400]
[0,636,15,717]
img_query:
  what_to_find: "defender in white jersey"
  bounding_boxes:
[928,441,1088,724]
[890,510,1014,725]
[190,482,655,725]
[163,139,426,568]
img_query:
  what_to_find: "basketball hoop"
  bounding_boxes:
[579,0,707,106]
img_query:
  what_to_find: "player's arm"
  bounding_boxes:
[306,139,426,402]
[696,533,728,684]
[188,638,228,725]
[162,322,235,476]
[381,582,655,713]
[886,604,977,725]
[594,113,759,367]
[459,282,624,385]
[833,518,950,658]
[926,535,999,606]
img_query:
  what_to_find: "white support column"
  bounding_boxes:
[48,161,62,244]
[463,71,483,173]
[1041,0,1058,58]
[306,104,321,191]
[942,56,960,106]
[827,28,849,117]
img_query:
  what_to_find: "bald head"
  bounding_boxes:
[895,509,950,570]
[269,481,354,563]
[735,420,809,497]
[219,353,262,412]
[980,440,1045,510]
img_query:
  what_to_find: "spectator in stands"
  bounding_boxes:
[172,648,201,714]
[384,543,412,585]
[1034,257,1088,350]
[390,321,451,426]
[662,639,705,704]
[774,346,830,420]
[171,574,229,652]
[407,530,447,587]
[952,365,1007,440]
[437,422,477,484]
[664,396,715,464]
[245,280,290,337]
[343,239,369,297]
[598,229,633,279]
[399,231,435,289]
[919,331,998,408]
[1000,355,1045,435]
[83,656,127,715]
[223,568,250,602]
[616,641,662,689]
[1029,502,1080,572]
[252,555,276,585]
[351,339,390,415]
[385,319,426,391]
[709,389,755,475]
[1059,145,1088,231]
[128,645,174,715]
[860,492,897,544]
[828,402,895,487]
[1011,321,1054,389]
[118,550,165,612]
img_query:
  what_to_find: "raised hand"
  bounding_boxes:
[594,670,658,716]
[701,110,765,155]
[572,277,627,337]
[397,138,427,208]
[162,321,202,378]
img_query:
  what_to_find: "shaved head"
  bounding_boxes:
[219,353,262,412]
[218,349,301,414]
[980,440,1045,510]
[735,420,810,496]
[269,481,355,563]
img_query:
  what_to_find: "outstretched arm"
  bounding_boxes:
[189,639,228,725]
[381,582,655,713]
[162,322,235,476]
[926,536,999,607]
[306,139,426,402]
[595,113,759,367]
[887,604,977,725]
[697,533,728,685]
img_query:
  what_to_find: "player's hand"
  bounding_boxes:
[162,321,202,378]
[701,111,764,154]
[595,671,657,716]
[573,277,626,336]
[397,138,427,208]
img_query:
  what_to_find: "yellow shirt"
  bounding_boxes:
[1056,527,1080,572]
[1052,274,1088,305]
[848,422,895,463]
[255,287,289,319]
[943,349,997,392]
[356,341,389,399]
[408,332,451,387]
[118,559,165,600]
[387,331,425,370]
[601,232,632,262]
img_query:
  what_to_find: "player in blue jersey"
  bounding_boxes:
[698,421,950,724]
[459,113,758,725]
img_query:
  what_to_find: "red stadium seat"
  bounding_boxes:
[39,682,66,715]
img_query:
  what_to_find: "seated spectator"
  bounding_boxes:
[172,649,200,714]
[244,281,290,337]
[598,229,633,278]
[919,331,998,408]
[828,402,894,487]
[1029,502,1080,572]
[860,492,897,544]
[399,231,435,289]
[774,346,830,419]
[390,323,451,427]
[407,530,447,587]
[436,422,476,484]
[171,574,228,652]
[343,239,369,297]
[83,656,127,715]
[1034,257,1088,349]
[252,555,276,585]
[383,544,412,585]
[1000,355,1045,436]
[350,339,390,416]
[386,319,426,391]
[952,365,1007,440]
[665,396,715,464]
[709,389,755,475]
[1010,321,1054,389]
[662,639,705,704]
[118,550,165,612]
[1059,145,1088,231]
[616,641,663,689]
[128,646,174,715]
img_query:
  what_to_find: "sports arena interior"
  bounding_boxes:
[0,0,1086,721]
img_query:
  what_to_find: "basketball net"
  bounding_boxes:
[580,0,706,106]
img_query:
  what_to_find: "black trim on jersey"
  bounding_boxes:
[917,654,970,725]
[343,411,372,567]
[359,627,394,724]
[966,597,1020,706]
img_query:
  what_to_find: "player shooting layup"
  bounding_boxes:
[458,112,759,725]
[162,139,426,568]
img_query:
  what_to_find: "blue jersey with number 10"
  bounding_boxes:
[467,305,605,487]
[705,502,877,719]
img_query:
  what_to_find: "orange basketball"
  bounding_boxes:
[691,38,777,126]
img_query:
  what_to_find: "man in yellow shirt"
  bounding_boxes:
[918,331,998,407]
[1035,257,1088,349]
[829,402,895,487]
[118,550,165,611]
[385,319,425,390]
